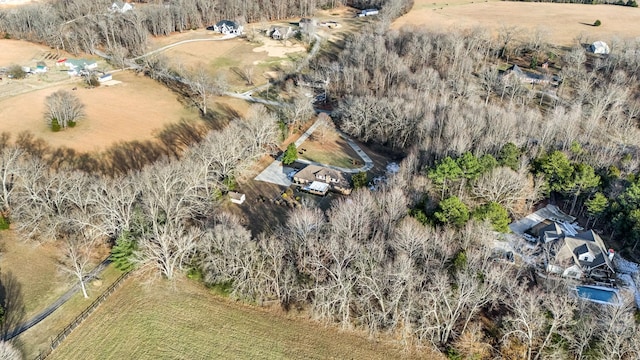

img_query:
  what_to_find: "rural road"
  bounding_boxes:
[131,34,238,61]
[5,258,112,340]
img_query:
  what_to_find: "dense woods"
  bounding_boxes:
[2,0,640,358]
[313,24,640,260]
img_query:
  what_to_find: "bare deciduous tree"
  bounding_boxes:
[184,64,217,116]
[44,90,85,129]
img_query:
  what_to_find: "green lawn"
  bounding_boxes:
[50,277,432,360]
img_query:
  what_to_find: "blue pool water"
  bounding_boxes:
[576,286,618,304]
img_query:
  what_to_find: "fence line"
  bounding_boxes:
[33,270,133,360]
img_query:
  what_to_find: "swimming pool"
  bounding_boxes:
[576,286,620,305]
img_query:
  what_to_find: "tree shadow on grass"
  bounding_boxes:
[0,271,26,341]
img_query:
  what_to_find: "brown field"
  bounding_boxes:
[0,71,201,152]
[393,0,640,46]
[150,30,305,92]
[0,39,54,66]
[49,276,437,360]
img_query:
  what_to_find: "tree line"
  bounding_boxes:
[0,0,411,56]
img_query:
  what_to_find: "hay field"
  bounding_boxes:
[0,71,200,152]
[50,277,436,360]
[393,0,640,46]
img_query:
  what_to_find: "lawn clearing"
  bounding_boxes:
[49,276,436,360]
[0,71,201,152]
[393,0,640,46]
[298,126,363,169]
[161,36,302,92]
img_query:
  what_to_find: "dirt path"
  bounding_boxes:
[132,34,238,61]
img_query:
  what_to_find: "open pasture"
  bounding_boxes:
[393,0,640,46]
[49,276,436,360]
[0,39,53,66]
[0,71,201,152]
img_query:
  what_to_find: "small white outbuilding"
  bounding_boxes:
[589,41,610,55]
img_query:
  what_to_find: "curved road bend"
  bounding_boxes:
[5,258,112,340]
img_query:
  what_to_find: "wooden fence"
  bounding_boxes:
[33,270,133,360]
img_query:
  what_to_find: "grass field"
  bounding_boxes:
[393,0,640,46]
[50,276,435,360]
[154,30,305,92]
[0,229,119,359]
[0,39,55,67]
[0,71,201,152]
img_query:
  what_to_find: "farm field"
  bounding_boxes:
[393,0,640,46]
[49,276,435,360]
[0,39,55,66]
[0,71,201,152]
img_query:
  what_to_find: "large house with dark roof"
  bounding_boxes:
[211,20,243,35]
[541,225,615,281]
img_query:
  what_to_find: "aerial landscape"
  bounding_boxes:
[0,0,640,359]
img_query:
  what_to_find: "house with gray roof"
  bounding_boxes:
[542,226,615,281]
[293,165,352,195]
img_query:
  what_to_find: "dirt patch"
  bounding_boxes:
[0,71,200,152]
[393,0,640,46]
[253,37,306,58]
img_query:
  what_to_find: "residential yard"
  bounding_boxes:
[49,276,436,360]
[0,71,201,152]
[298,127,363,169]
[393,0,640,46]
[17,265,123,359]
